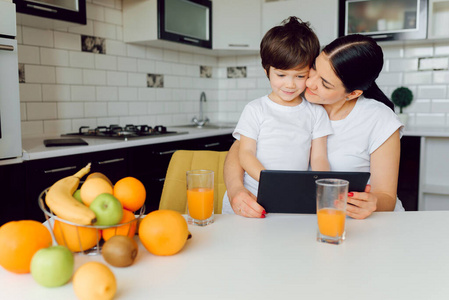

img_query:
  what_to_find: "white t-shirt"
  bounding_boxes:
[230,95,333,202]
[222,95,405,214]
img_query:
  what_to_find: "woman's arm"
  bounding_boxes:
[239,135,265,181]
[346,129,401,219]
[224,140,265,218]
[310,136,330,171]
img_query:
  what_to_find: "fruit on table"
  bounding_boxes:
[73,189,82,202]
[80,177,114,207]
[0,220,52,274]
[30,245,74,287]
[45,163,96,225]
[113,176,146,212]
[53,220,101,252]
[86,172,113,186]
[102,209,137,241]
[73,261,117,300]
[89,193,124,226]
[102,235,138,267]
[139,210,189,256]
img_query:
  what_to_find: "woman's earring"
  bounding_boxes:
[346,97,349,101]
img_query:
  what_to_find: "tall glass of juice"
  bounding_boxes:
[186,170,214,226]
[316,178,349,245]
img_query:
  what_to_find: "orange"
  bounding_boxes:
[0,220,52,274]
[139,210,189,256]
[113,177,146,212]
[102,209,137,241]
[80,177,114,207]
[53,220,101,252]
[73,262,116,300]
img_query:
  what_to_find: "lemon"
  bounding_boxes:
[73,262,116,300]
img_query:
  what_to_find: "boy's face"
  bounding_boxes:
[266,66,309,106]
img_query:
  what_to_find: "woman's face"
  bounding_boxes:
[304,52,348,106]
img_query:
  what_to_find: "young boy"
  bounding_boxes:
[226,17,333,210]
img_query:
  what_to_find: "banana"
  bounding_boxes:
[45,163,97,225]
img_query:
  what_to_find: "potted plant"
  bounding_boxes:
[391,87,413,125]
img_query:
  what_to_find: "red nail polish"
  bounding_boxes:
[262,210,266,215]
[261,214,266,218]
[348,192,354,197]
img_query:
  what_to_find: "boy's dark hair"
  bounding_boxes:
[260,16,320,77]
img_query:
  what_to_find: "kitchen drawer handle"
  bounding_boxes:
[27,3,57,12]
[0,44,14,51]
[154,150,178,155]
[97,158,125,165]
[228,44,249,47]
[44,166,77,174]
[204,142,220,148]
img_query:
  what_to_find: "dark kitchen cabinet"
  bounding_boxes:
[397,136,420,211]
[0,163,26,226]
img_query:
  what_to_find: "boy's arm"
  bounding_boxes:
[310,136,330,171]
[239,135,265,182]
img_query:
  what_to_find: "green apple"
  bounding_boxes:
[73,189,82,202]
[30,245,74,287]
[90,193,123,226]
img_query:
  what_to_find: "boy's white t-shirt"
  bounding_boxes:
[232,95,333,198]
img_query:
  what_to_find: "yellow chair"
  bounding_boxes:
[159,150,228,214]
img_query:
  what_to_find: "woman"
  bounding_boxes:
[222,34,404,220]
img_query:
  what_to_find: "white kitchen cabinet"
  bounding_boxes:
[428,0,449,39]
[262,0,338,46]
[419,137,449,210]
[212,0,262,52]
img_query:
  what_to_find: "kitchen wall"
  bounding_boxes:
[17,0,449,137]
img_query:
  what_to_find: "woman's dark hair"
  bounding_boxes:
[322,34,394,111]
[260,16,320,77]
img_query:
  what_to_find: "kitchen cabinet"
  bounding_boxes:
[262,0,338,46]
[0,163,26,226]
[397,136,420,211]
[212,0,262,51]
[428,0,449,39]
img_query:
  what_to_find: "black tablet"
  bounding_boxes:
[257,170,371,214]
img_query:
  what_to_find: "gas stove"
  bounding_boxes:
[62,124,187,140]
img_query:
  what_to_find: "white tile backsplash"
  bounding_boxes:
[55,67,82,84]
[18,45,40,64]
[20,84,42,102]
[22,27,53,47]
[40,48,69,66]
[69,51,95,68]
[25,65,56,83]
[42,84,71,101]
[54,31,81,51]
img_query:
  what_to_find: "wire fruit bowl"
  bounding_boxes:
[38,188,145,255]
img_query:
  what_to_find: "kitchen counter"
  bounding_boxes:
[1,212,449,299]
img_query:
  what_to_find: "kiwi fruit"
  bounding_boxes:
[102,235,138,267]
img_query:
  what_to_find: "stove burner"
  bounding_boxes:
[62,124,185,140]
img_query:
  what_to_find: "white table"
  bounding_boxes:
[1,212,449,299]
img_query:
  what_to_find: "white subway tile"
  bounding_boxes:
[106,40,127,56]
[25,65,56,83]
[43,119,73,134]
[162,75,179,88]
[57,102,84,118]
[54,31,81,51]
[164,102,180,114]
[71,85,96,101]
[237,55,258,66]
[16,25,23,44]
[108,102,128,116]
[86,3,105,21]
[381,45,404,58]
[20,103,26,120]
[129,102,147,115]
[433,71,449,84]
[27,103,57,120]
[171,64,188,76]
[237,78,257,89]
[146,47,164,60]
[92,0,115,8]
[414,113,446,127]
[84,102,108,117]
[128,73,146,87]
[138,88,156,101]
[376,72,402,86]
[116,25,123,41]
[19,84,42,102]
[69,51,95,68]
[97,117,120,126]
[120,116,139,124]
[148,102,165,114]
[117,57,137,72]
[388,58,418,72]
[172,89,187,102]
[96,86,118,101]
[156,89,172,101]
[179,77,194,89]
[21,121,44,137]
[403,99,430,113]
[56,67,82,84]
[22,27,53,47]
[419,57,449,71]
[115,0,122,10]
[118,87,138,101]
[137,59,156,73]
[178,52,194,64]
[163,50,178,62]
[83,69,107,85]
[68,20,94,36]
[95,54,117,70]
[432,100,449,113]
[155,61,172,74]
[42,84,71,101]
[18,45,40,64]
[404,44,434,57]
[417,85,447,99]
[40,48,69,66]
[93,21,116,39]
[104,8,122,25]
[72,118,98,131]
[435,44,449,56]
[127,44,146,58]
[403,72,432,85]
[107,71,128,86]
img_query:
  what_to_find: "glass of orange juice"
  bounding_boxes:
[316,178,349,245]
[186,170,214,226]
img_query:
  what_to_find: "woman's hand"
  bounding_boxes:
[229,186,266,218]
[346,184,377,219]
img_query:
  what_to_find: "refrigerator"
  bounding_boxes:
[0,0,22,160]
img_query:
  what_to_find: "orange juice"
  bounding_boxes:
[187,188,214,220]
[317,208,345,237]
